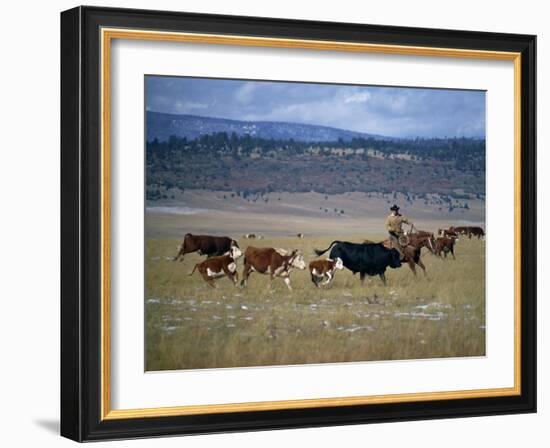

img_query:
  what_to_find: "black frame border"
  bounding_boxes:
[61,6,536,442]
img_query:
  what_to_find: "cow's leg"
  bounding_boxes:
[408,260,417,276]
[451,246,456,260]
[322,272,333,286]
[283,277,292,291]
[360,272,366,285]
[269,262,278,282]
[240,264,251,287]
[222,265,238,286]
[199,270,217,288]
[311,274,321,288]
[173,244,185,261]
[379,272,387,285]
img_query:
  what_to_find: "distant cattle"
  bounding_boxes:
[241,247,306,290]
[467,226,485,239]
[438,228,458,238]
[435,236,457,259]
[315,241,401,285]
[448,226,485,239]
[189,246,243,287]
[297,233,305,238]
[243,233,264,239]
[308,257,344,287]
[173,233,239,261]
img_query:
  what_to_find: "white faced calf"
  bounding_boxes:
[189,246,243,288]
[308,257,344,287]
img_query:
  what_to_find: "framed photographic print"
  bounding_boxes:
[60,6,536,442]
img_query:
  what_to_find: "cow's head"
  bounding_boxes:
[229,246,243,259]
[388,248,402,268]
[230,239,240,248]
[289,250,306,270]
[334,257,344,270]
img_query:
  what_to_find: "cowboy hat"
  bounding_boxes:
[390,204,400,212]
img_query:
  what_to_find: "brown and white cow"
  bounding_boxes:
[189,246,243,288]
[173,233,239,261]
[435,236,457,259]
[240,247,306,290]
[308,257,344,287]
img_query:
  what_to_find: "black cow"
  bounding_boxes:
[173,233,239,261]
[314,241,401,285]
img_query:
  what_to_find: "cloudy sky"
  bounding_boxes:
[145,76,486,138]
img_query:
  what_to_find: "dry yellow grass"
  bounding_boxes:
[145,235,485,371]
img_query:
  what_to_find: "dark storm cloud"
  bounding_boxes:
[145,76,486,138]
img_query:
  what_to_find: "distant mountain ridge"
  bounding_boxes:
[146,111,394,143]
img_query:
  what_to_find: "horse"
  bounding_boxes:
[382,231,436,276]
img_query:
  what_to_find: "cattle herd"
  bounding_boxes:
[175,225,484,290]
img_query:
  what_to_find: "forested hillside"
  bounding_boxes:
[146,131,485,200]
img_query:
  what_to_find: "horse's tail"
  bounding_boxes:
[189,264,199,276]
[314,241,341,256]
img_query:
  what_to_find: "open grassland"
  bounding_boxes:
[146,235,485,371]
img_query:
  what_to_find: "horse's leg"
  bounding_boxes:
[408,260,417,276]
[417,259,427,276]
[379,272,387,285]
[360,272,366,285]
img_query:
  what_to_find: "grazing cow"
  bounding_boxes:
[314,241,401,285]
[173,233,238,261]
[297,233,305,238]
[435,236,457,259]
[241,247,306,290]
[308,257,344,287]
[189,246,243,288]
[243,233,256,239]
[467,226,485,239]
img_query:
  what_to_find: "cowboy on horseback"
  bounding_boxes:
[385,204,414,251]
